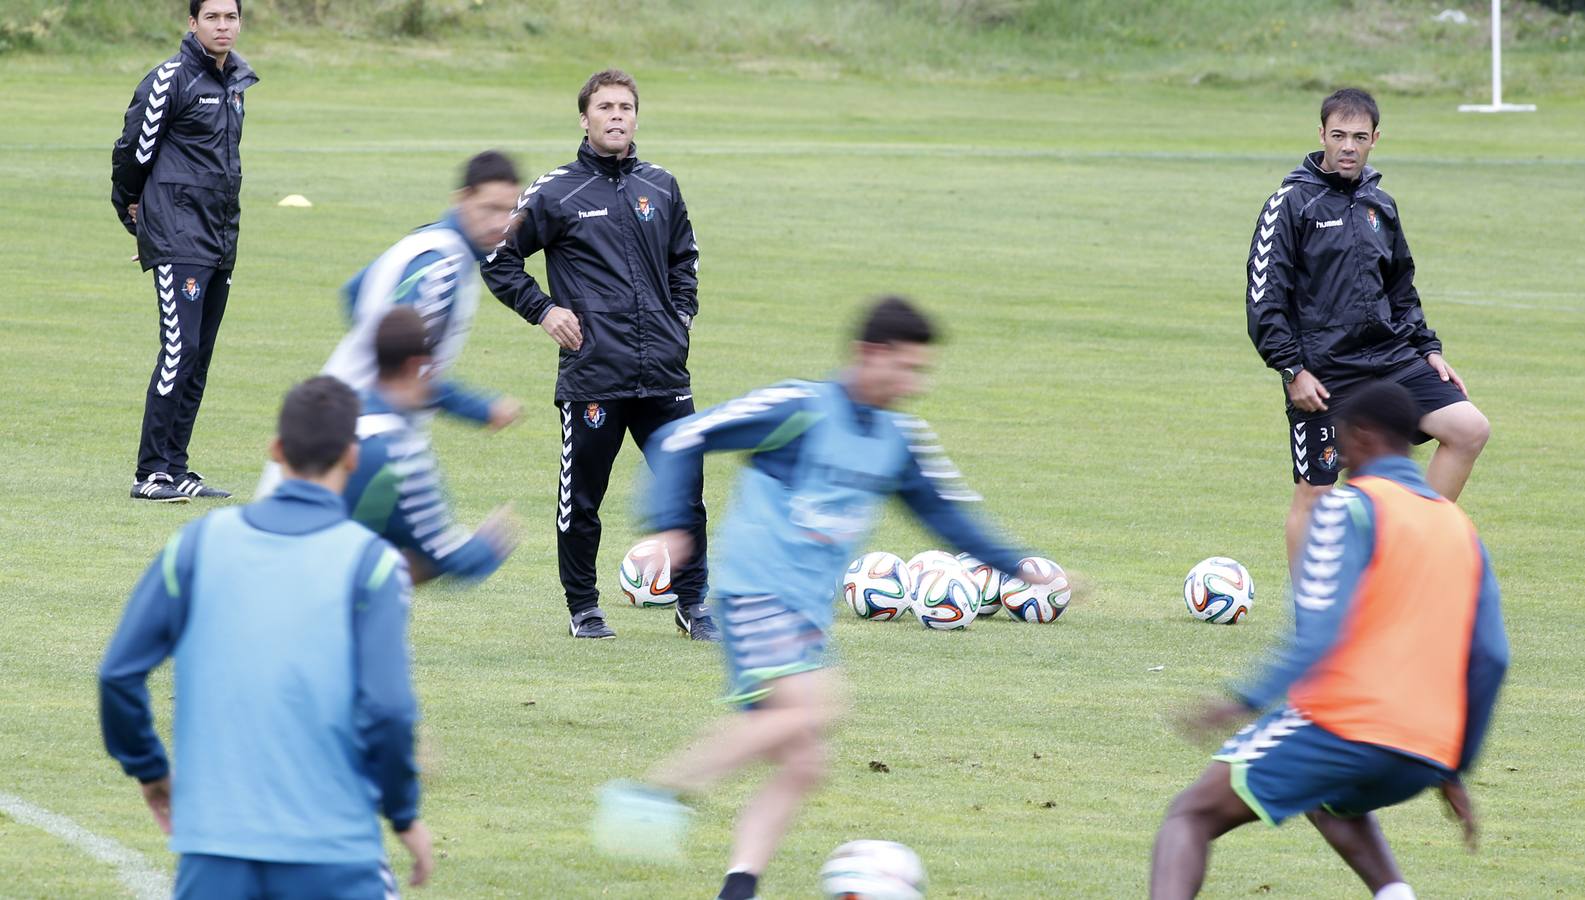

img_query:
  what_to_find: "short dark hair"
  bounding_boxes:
[277,376,359,476]
[1321,88,1380,130]
[190,0,241,18]
[375,307,433,379]
[858,295,936,346]
[1338,380,1418,448]
[460,150,519,190]
[578,69,639,114]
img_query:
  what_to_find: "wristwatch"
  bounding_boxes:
[1280,365,1304,384]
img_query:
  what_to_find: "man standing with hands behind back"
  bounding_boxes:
[484,69,716,642]
[112,0,258,503]
[1245,88,1490,564]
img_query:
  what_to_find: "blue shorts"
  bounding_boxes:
[1213,707,1448,826]
[175,854,398,899]
[717,593,829,709]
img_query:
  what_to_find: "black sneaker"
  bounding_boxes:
[570,608,616,639]
[675,604,720,642]
[174,471,232,499]
[131,472,191,503]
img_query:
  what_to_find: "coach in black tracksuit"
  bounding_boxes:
[1247,88,1489,564]
[111,3,256,502]
[483,69,715,641]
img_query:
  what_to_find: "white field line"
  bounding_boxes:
[0,792,171,900]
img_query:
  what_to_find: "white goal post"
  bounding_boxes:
[1459,0,1537,112]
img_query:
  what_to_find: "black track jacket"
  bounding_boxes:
[1246,151,1441,386]
[482,140,700,403]
[111,33,258,271]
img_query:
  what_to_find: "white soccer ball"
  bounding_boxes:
[842,552,913,621]
[1183,557,1254,624]
[999,557,1072,623]
[820,839,927,900]
[956,553,1005,618]
[911,562,980,630]
[618,539,678,608]
[905,550,960,586]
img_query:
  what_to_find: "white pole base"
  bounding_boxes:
[1457,103,1537,112]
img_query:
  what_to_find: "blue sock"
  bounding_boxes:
[718,870,758,900]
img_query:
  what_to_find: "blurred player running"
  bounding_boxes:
[99,376,433,897]
[344,307,520,584]
[594,296,1063,900]
[256,150,524,497]
[1150,380,1509,900]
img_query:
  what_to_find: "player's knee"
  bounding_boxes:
[1450,408,1491,454]
[780,734,829,790]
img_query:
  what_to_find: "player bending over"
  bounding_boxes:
[594,296,1062,900]
[344,307,519,584]
[1150,380,1509,900]
[256,150,524,496]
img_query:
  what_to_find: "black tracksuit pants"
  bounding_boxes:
[136,263,231,480]
[557,395,707,615]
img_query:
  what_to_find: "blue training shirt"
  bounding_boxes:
[644,378,1028,625]
[99,480,421,861]
[344,387,506,581]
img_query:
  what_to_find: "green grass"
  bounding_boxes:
[4,0,1584,95]
[3,35,1585,900]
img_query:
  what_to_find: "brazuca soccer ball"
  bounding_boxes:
[819,839,926,899]
[956,552,1005,618]
[911,562,980,630]
[618,539,678,608]
[999,557,1071,623]
[842,551,913,621]
[905,549,959,586]
[1183,557,1253,624]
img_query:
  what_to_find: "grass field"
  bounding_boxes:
[3,22,1585,899]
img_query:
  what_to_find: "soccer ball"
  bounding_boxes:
[911,563,980,630]
[618,539,678,608]
[999,557,1071,623]
[905,549,960,586]
[956,552,1005,618]
[1183,557,1254,624]
[820,840,927,900]
[842,552,913,621]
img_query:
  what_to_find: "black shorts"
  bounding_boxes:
[1285,360,1468,485]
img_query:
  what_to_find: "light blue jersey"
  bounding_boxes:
[647,379,1025,626]
[100,482,420,864]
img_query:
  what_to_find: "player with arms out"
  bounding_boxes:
[344,307,520,585]
[1150,381,1509,900]
[1246,88,1490,563]
[594,296,1062,900]
[256,150,525,497]
[99,376,433,897]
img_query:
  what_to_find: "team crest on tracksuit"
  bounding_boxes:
[1320,445,1339,471]
[1366,208,1380,232]
[182,277,201,302]
[583,403,607,429]
[231,91,243,114]
[634,196,655,222]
